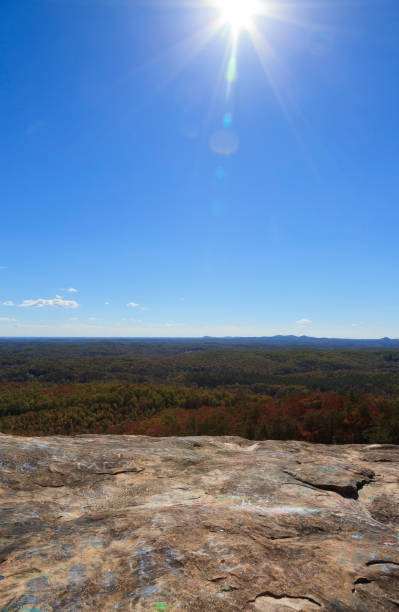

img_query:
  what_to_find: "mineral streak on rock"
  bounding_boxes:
[0,434,399,611]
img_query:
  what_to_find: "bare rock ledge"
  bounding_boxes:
[1,434,399,611]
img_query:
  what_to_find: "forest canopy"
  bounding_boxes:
[1,339,399,443]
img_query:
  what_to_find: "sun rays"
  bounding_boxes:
[142,0,334,160]
[201,0,298,103]
[214,0,263,34]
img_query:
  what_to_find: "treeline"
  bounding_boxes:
[1,381,399,444]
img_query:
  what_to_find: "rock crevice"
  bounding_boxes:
[248,591,321,609]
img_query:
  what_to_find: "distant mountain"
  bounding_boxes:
[1,335,399,350]
[196,335,399,349]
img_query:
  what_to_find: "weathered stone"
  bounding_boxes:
[0,434,399,610]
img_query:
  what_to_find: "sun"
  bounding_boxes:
[216,0,260,33]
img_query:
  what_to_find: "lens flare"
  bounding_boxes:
[226,55,237,82]
[223,112,233,128]
[210,129,239,155]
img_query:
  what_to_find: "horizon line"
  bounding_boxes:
[0,335,398,342]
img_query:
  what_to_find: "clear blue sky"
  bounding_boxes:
[1,0,398,338]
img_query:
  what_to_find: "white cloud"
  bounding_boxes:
[127,302,139,308]
[2,301,15,307]
[0,317,16,322]
[19,295,79,308]
[66,287,78,293]
[69,317,78,321]
[297,318,312,325]
[88,317,98,321]
[105,301,110,305]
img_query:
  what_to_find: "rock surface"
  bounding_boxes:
[1,434,399,611]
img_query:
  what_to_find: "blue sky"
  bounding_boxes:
[1,0,398,338]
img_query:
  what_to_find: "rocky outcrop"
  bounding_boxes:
[1,434,399,611]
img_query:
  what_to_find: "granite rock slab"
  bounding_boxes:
[0,434,399,611]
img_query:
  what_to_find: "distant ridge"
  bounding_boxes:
[196,335,399,349]
[1,335,399,349]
